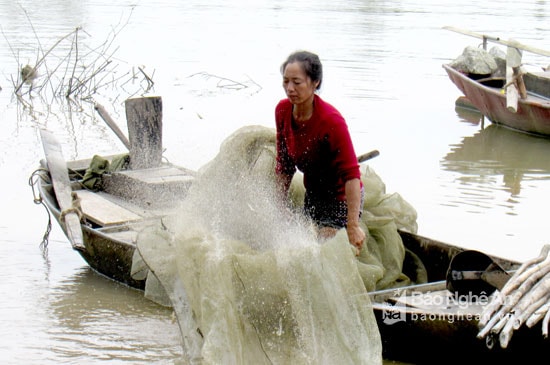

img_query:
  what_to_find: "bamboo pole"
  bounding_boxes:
[443,26,550,57]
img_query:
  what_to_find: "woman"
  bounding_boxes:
[275,50,366,255]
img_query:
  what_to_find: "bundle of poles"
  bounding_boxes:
[478,244,550,348]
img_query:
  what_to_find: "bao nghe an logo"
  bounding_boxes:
[381,304,405,325]
[380,289,487,325]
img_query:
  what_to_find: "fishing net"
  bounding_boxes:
[133,125,418,364]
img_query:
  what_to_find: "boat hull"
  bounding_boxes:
[372,298,550,363]
[37,165,550,363]
[38,180,146,289]
[372,230,550,363]
[443,64,550,136]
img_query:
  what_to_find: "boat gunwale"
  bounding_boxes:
[36,172,138,251]
[443,64,550,108]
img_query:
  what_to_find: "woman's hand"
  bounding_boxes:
[347,223,366,256]
[344,178,366,256]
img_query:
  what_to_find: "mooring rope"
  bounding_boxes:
[60,192,83,223]
[28,168,52,252]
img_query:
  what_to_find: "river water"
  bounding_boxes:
[0,0,549,364]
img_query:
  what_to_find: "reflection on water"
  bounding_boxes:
[441,124,550,209]
[47,268,182,364]
[454,96,484,126]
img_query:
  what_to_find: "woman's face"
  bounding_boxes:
[282,62,319,106]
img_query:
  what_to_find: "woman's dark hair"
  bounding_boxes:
[281,51,323,90]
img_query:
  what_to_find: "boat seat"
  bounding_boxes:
[75,189,142,226]
[102,165,194,209]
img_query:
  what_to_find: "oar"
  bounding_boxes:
[94,102,131,149]
[358,149,380,163]
[39,129,85,251]
[446,250,511,298]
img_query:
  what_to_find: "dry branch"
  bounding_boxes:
[526,302,550,328]
[542,309,550,338]
[186,72,262,94]
[8,6,155,110]
[478,244,550,348]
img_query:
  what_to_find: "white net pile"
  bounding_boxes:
[134,125,418,364]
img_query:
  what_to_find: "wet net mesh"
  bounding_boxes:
[133,125,419,364]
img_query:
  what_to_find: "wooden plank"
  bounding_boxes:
[120,166,194,184]
[443,26,550,57]
[102,166,194,208]
[39,129,85,250]
[76,190,141,226]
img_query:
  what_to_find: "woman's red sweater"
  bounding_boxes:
[275,94,361,202]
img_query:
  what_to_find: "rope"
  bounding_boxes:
[59,205,83,223]
[28,168,52,252]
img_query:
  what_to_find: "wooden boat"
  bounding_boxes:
[443,27,550,137]
[34,97,196,290]
[370,231,550,364]
[36,152,195,290]
[34,97,549,363]
[444,64,550,136]
[35,153,447,292]
[38,156,549,363]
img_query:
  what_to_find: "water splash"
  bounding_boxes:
[136,125,417,364]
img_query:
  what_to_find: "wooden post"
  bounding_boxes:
[513,66,527,99]
[506,44,522,113]
[125,96,163,169]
